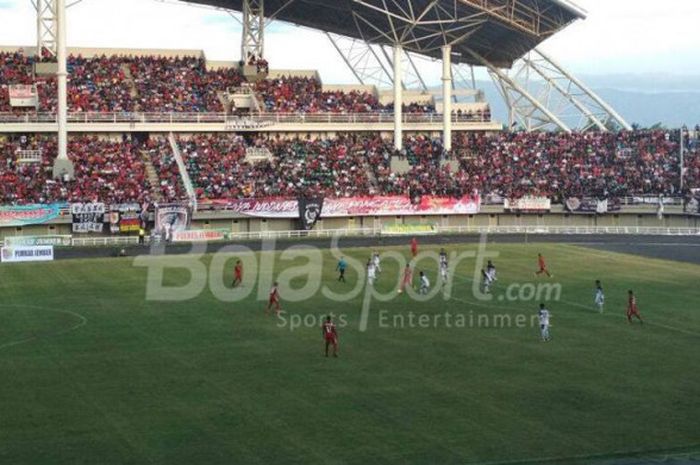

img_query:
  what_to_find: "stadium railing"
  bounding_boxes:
[71,236,139,247]
[225,225,700,241]
[0,112,491,125]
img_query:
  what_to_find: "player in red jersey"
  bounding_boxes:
[399,264,413,293]
[535,253,552,278]
[266,281,282,315]
[322,315,339,357]
[410,237,418,257]
[232,260,243,287]
[627,290,644,324]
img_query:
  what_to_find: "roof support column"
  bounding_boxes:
[442,45,452,152]
[393,44,403,151]
[52,0,73,179]
[241,0,265,62]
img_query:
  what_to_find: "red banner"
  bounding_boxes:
[200,195,480,218]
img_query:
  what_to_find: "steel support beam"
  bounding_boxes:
[479,47,630,132]
[326,33,394,88]
[442,45,452,151]
[393,44,403,151]
[530,48,632,131]
[52,0,73,179]
[350,0,487,57]
[467,49,572,132]
[241,0,264,61]
[36,0,58,58]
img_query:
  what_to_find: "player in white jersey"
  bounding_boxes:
[367,258,377,286]
[538,303,551,342]
[486,260,497,282]
[439,248,448,266]
[372,251,382,273]
[594,280,605,313]
[419,271,430,295]
[438,249,449,284]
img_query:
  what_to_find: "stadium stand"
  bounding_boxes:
[0,50,454,115]
[0,134,152,204]
[0,130,694,206]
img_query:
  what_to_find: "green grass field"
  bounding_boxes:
[1,242,699,465]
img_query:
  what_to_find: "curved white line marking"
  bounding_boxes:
[0,304,88,351]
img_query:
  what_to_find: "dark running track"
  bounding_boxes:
[53,234,700,265]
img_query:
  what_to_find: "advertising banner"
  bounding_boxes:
[504,197,551,212]
[565,198,622,214]
[201,194,480,218]
[0,203,67,227]
[171,229,227,243]
[4,235,72,247]
[381,224,438,236]
[71,203,106,233]
[1,246,54,263]
[9,84,38,107]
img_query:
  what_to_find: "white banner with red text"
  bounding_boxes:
[504,197,551,212]
[199,195,480,218]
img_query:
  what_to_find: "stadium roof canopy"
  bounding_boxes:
[182,0,586,67]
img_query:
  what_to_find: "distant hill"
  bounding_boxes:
[443,75,700,129]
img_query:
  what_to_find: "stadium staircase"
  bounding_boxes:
[359,150,380,192]
[141,150,163,202]
[121,64,139,99]
[168,133,198,210]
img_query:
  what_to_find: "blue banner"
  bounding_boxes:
[0,204,68,227]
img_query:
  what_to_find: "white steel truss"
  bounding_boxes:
[451,63,485,103]
[469,48,569,132]
[326,32,429,91]
[326,33,394,88]
[379,45,428,91]
[471,47,630,132]
[520,48,632,131]
[241,0,264,61]
[35,0,58,58]
[350,0,488,55]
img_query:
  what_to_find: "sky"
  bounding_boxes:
[0,0,699,86]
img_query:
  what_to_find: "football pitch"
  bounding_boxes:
[0,241,698,465]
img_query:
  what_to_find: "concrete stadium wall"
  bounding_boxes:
[322,84,378,96]
[2,213,699,242]
[189,213,700,236]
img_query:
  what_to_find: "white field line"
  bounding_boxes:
[0,304,88,351]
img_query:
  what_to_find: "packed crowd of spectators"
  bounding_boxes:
[175,130,693,203]
[178,134,373,199]
[0,52,246,114]
[246,54,269,74]
[1,51,448,115]
[455,130,683,201]
[0,134,153,204]
[0,130,696,205]
[254,76,383,113]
